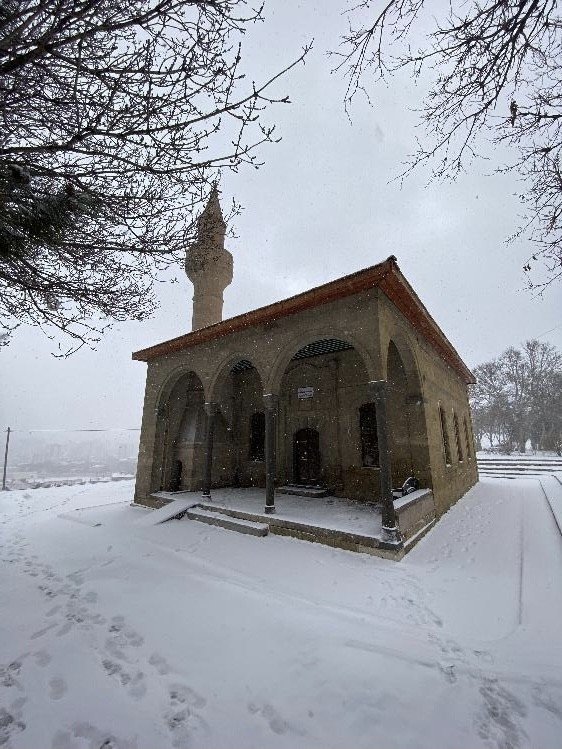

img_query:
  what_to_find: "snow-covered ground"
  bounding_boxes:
[1,479,561,749]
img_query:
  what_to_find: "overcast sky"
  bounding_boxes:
[1,1,561,434]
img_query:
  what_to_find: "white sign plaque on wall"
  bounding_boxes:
[297,386,314,400]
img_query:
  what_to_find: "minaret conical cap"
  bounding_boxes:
[197,183,226,237]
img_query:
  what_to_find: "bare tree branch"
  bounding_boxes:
[0,0,310,352]
[334,0,562,288]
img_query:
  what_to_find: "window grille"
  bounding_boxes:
[359,403,379,467]
[249,412,265,461]
[439,404,452,466]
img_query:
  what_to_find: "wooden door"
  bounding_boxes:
[294,428,321,485]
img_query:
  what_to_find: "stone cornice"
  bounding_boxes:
[132,256,475,385]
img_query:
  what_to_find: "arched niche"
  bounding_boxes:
[151,370,206,493]
[386,339,431,488]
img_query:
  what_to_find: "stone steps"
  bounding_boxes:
[185,507,269,537]
[477,456,562,479]
[277,485,330,498]
[479,468,558,472]
[136,497,199,526]
[478,460,562,469]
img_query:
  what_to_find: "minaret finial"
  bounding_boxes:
[185,185,233,330]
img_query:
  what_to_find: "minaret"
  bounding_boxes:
[185,185,233,330]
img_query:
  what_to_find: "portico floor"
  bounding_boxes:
[151,487,400,556]
[202,487,383,537]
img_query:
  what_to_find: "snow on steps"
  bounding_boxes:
[133,495,199,526]
[184,507,269,537]
[132,494,269,536]
[477,454,562,479]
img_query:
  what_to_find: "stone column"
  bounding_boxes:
[263,394,278,514]
[202,402,217,498]
[368,381,401,545]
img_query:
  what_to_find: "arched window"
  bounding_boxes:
[439,404,452,466]
[359,403,379,467]
[463,416,472,460]
[249,412,265,461]
[453,411,463,462]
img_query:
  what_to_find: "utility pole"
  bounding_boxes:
[2,427,11,491]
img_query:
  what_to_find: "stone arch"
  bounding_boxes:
[265,327,378,395]
[207,351,267,404]
[380,323,424,388]
[150,369,206,493]
[208,354,267,489]
[156,363,209,410]
[386,337,431,488]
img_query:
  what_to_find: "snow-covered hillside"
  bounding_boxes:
[1,478,561,749]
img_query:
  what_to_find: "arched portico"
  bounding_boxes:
[203,356,266,496]
[385,336,431,489]
[151,369,206,493]
[274,335,378,501]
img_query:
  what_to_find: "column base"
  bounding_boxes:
[381,524,402,545]
[264,505,276,514]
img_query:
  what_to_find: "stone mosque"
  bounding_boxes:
[132,187,478,559]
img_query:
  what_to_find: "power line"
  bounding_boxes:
[4,428,140,433]
[536,323,562,339]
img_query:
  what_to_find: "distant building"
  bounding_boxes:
[133,189,477,556]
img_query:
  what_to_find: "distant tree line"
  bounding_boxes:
[470,340,562,454]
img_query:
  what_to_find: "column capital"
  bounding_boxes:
[204,401,218,417]
[367,380,388,404]
[263,393,279,411]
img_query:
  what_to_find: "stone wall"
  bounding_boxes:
[377,294,478,516]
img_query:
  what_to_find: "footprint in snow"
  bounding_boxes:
[248,702,289,735]
[438,663,457,684]
[52,721,137,749]
[107,618,144,647]
[66,571,85,586]
[149,653,171,675]
[101,659,146,700]
[0,707,26,747]
[164,706,208,749]
[0,660,24,689]
[49,676,67,700]
[33,650,52,667]
[169,683,207,709]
